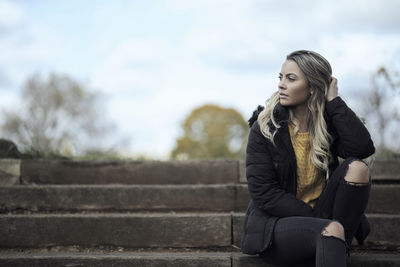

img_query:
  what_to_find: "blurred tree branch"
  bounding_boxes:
[1,73,122,157]
[363,65,400,158]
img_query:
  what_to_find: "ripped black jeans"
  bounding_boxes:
[260,158,371,267]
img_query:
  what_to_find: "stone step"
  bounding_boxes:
[0,213,231,249]
[370,160,400,182]
[0,184,249,213]
[232,213,400,248]
[367,184,400,214]
[0,251,399,267]
[19,160,239,185]
[238,159,400,183]
[0,213,399,249]
[0,251,231,267]
[1,184,399,214]
[0,184,242,213]
[2,159,398,185]
[234,252,400,267]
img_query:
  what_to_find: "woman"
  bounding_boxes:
[241,50,375,267]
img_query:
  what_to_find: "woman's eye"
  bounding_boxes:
[278,76,282,81]
[288,76,295,81]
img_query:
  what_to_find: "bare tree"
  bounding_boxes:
[363,66,400,157]
[1,73,119,156]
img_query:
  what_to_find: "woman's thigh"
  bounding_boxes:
[261,216,332,266]
[314,157,366,218]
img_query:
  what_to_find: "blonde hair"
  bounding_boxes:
[258,50,333,173]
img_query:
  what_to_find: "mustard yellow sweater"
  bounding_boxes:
[288,124,326,208]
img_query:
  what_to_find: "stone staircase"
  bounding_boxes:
[0,159,399,266]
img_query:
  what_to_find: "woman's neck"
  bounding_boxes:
[292,104,309,133]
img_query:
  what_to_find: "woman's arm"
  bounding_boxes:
[326,78,375,158]
[246,121,315,218]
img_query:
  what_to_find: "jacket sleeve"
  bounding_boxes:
[326,97,375,159]
[246,121,315,218]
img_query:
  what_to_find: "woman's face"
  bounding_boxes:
[278,60,311,107]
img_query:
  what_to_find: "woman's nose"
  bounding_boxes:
[278,80,286,89]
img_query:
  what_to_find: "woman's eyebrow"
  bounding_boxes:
[279,72,298,77]
[286,72,298,77]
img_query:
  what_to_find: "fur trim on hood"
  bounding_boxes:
[248,105,265,128]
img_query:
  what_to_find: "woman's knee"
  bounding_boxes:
[344,160,370,185]
[322,221,345,241]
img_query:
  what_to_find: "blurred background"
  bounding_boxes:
[0,0,399,160]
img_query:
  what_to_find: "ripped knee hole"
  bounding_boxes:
[321,221,345,241]
[344,160,370,184]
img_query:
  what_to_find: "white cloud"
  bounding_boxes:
[0,0,24,30]
[89,23,279,157]
[91,38,170,94]
[318,33,400,75]
[326,0,400,34]
[1,0,400,157]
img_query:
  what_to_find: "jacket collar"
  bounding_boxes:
[272,103,291,146]
[269,103,290,131]
[248,103,289,129]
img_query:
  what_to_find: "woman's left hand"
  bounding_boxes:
[327,77,339,102]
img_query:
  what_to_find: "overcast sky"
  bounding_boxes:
[1,0,399,158]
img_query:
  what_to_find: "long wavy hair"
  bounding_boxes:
[258,50,333,173]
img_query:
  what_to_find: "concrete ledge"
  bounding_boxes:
[20,160,239,184]
[233,252,400,267]
[371,160,400,181]
[239,160,246,183]
[0,213,231,248]
[1,184,398,214]
[367,185,400,214]
[239,160,400,183]
[235,184,400,214]
[2,159,398,185]
[0,251,399,267]
[0,252,231,267]
[0,159,20,186]
[367,214,400,245]
[232,214,245,248]
[0,185,239,212]
[347,253,400,267]
[232,213,400,247]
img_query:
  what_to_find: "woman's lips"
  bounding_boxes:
[279,93,288,98]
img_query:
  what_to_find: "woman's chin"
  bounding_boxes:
[279,99,291,106]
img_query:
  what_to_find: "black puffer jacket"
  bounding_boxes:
[241,97,375,255]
